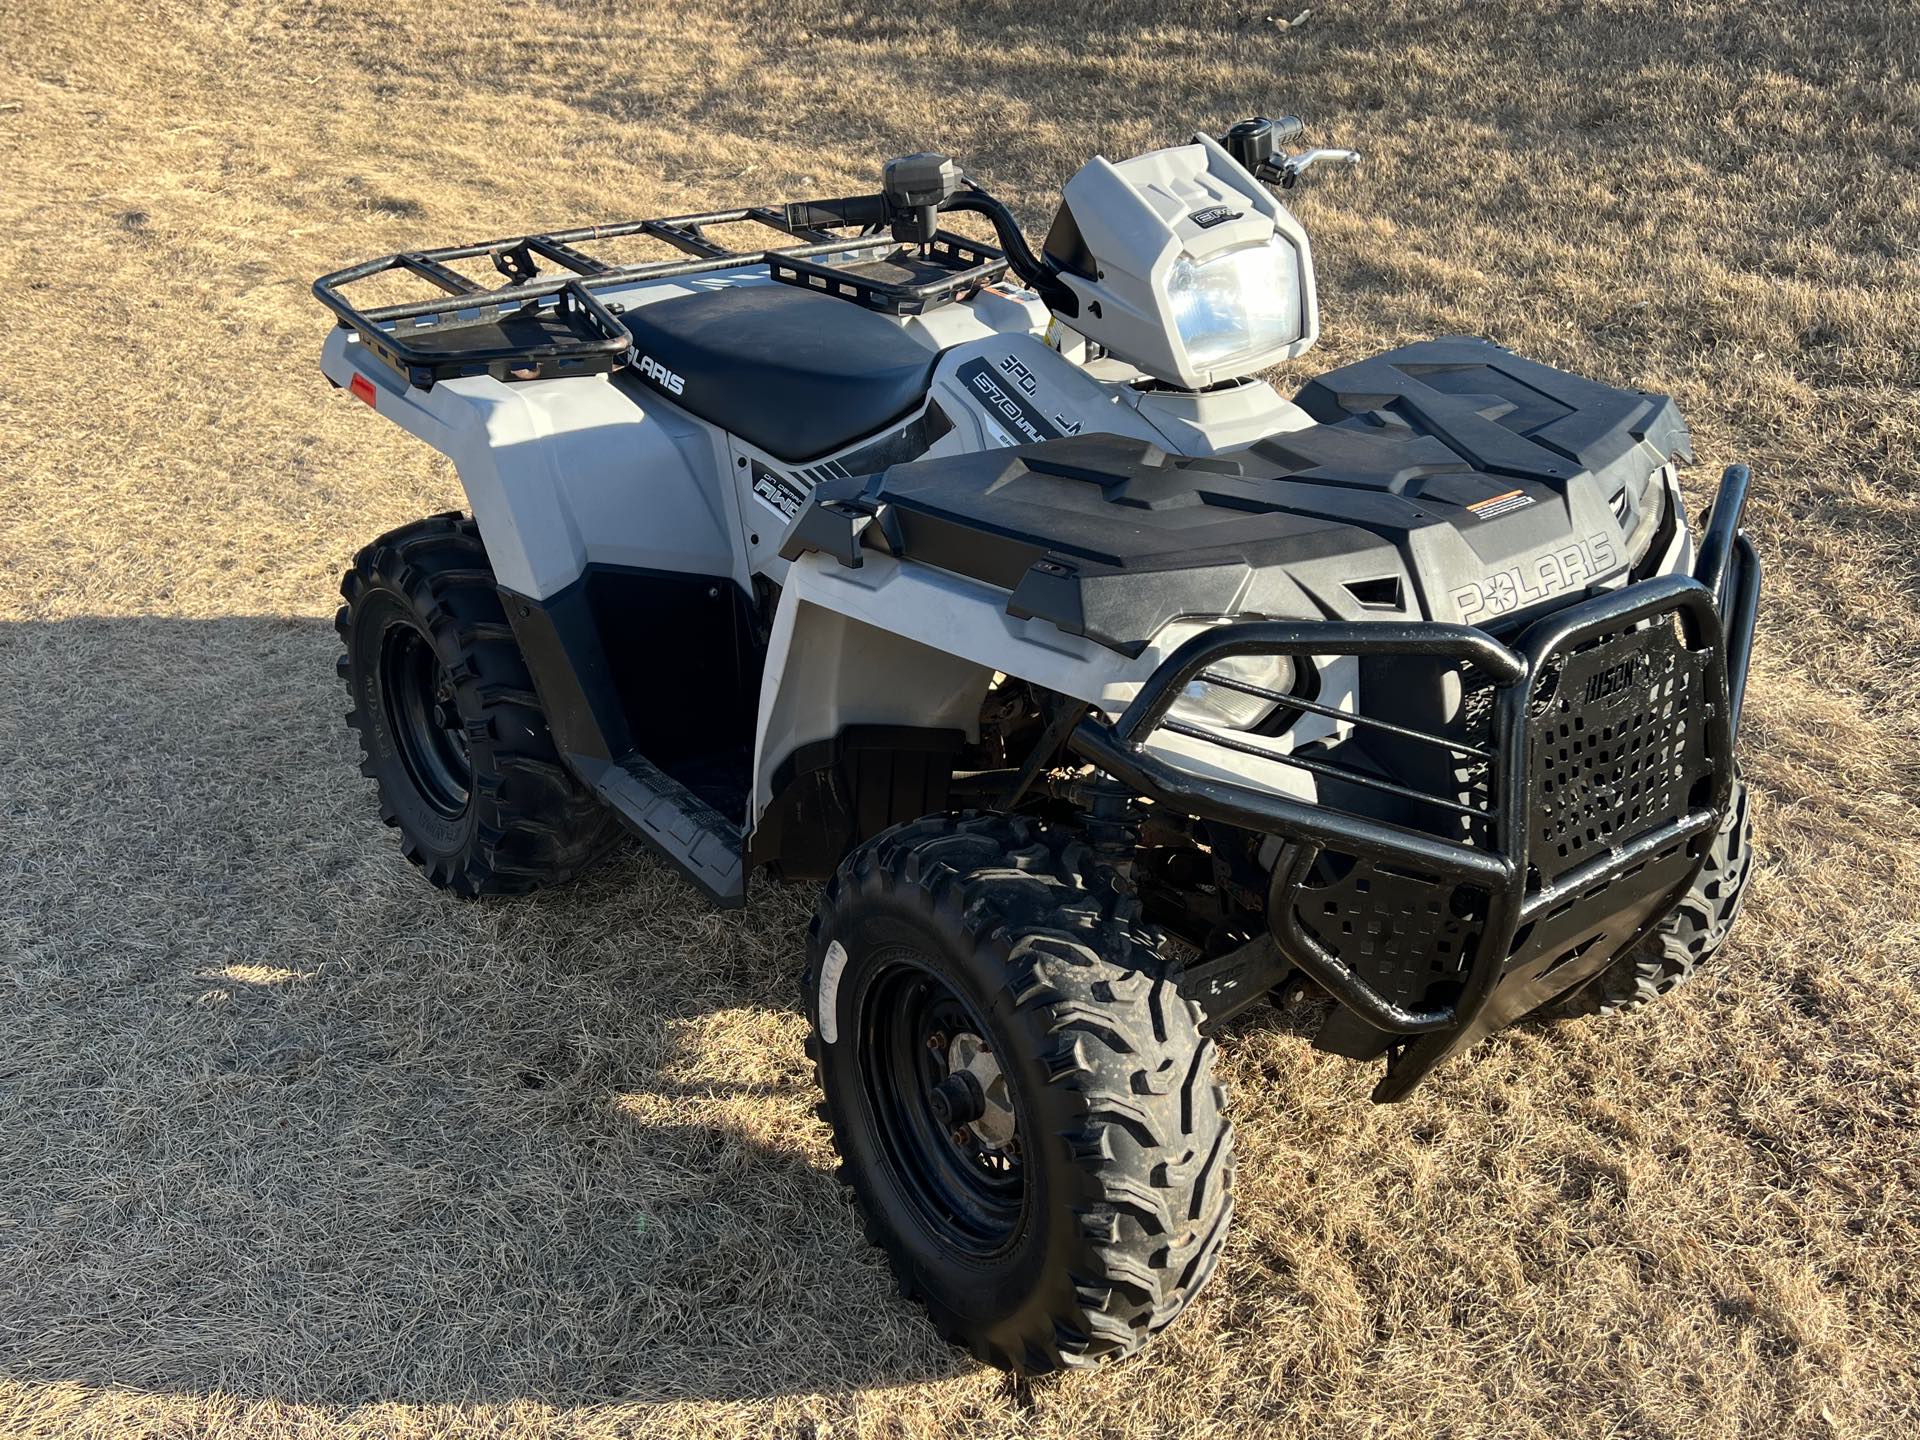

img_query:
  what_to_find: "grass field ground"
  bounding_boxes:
[1,2,1916,1436]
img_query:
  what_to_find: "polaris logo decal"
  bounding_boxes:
[958,357,1062,446]
[637,354,685,395]
[1451,533,1618,622]
[1190,206,1243,229]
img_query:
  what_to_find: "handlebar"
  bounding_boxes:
[1220,115,1301,172]
[1255,147,1362,187]
[781,193,891,231]
[941,185,1079,315]
[784,115,1351,320]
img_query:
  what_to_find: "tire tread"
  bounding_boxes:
[803,813,1235,1374]
[338,513,619,896]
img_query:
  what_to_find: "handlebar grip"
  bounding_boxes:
[783,194,890,230]
[1221,114,1305,175]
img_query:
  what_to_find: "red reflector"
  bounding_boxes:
[349,373,377,407]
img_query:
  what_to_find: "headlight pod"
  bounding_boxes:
[1166,236,1303,371]
[1167,652,1298,731]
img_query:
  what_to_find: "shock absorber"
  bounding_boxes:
[1079,771,1144,889]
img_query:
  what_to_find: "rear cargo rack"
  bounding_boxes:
[314,203,1008,389]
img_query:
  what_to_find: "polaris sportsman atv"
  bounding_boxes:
[314,116,1761,1373]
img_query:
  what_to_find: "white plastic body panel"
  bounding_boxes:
[321,325,742,600]
[319,256,1311,605]
[904,281,1051,351]
[750,552,1356,828]
[320,272,1076,603]
[753,552,1159,823]
[926,332,1169,454]
[1125,379,1317,456]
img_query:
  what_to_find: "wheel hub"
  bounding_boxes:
[858,959,1026,1255]
[928,1070,984,1129]
[945,1032,1016,1151]
[381,624,472,818]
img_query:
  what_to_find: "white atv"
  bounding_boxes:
[315,116,1760,1373]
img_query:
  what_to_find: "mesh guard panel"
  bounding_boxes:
[1527,615,1710,887]
[1292,613,1716,1009]
[1296,860,1481,1009]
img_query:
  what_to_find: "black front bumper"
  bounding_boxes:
[1070,465,1762,1100]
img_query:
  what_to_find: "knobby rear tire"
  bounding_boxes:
[336,512,620,896]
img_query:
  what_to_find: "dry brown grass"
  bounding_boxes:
[2,1,1917,1436]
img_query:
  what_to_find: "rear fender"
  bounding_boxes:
[320,327,743,599]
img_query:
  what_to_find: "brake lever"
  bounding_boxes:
[1258,148,1363,188]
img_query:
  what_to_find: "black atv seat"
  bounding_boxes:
[621,283,939,462]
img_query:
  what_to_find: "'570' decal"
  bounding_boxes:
[958,357,1084,445]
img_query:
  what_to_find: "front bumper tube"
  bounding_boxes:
[1069,464,1762,1098]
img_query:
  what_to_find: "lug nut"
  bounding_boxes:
[926,1030,948,1052]
[951,1128,972,1147]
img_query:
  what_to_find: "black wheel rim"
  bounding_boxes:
[380,623,471,818]
[858,952,1027,1257]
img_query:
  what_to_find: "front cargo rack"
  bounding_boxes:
[314,202,1009,389]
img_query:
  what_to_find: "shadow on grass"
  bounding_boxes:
[0,612,1609,1411]
[0,615,964,1407]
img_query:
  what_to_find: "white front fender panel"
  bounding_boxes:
[747,548,1351,829]
[749,551,1158,827]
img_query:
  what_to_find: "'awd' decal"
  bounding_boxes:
[749,460,811,520]
[1451,533,1618,622]
[637,354,685,395]
[958,356,1063,445]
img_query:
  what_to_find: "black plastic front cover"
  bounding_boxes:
[790,337,1692,654]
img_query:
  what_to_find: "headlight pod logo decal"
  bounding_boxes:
[1189,206,1243,230]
